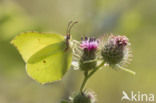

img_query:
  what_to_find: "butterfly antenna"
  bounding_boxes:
[66,21,73,35]
[67,21,78,35]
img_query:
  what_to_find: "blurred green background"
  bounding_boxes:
[0,0,156,103]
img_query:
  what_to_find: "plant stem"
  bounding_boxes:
[80,75,89,92]
[88,61,105,78]
[80,61,105,92]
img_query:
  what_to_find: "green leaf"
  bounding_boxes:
[11,32,72,84]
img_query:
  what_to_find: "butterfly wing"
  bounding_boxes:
[11,32,65,62]
[27,41,72,84]
[11,32,72,84]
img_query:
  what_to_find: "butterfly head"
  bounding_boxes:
[65,21,78,50]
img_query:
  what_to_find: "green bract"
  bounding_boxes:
[11,32,72,84]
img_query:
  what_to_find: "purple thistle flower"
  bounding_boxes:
[78,37,99,71]
[80,37,99,51]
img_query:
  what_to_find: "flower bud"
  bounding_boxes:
[73,91,96,103]
[79,37,99,71]
[101,35,130,66]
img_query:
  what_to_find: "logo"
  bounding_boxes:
[121,91,155,102]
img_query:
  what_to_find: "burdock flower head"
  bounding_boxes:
[101,35,129,65]
[101,34,135,75]
[78,37,99,71]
